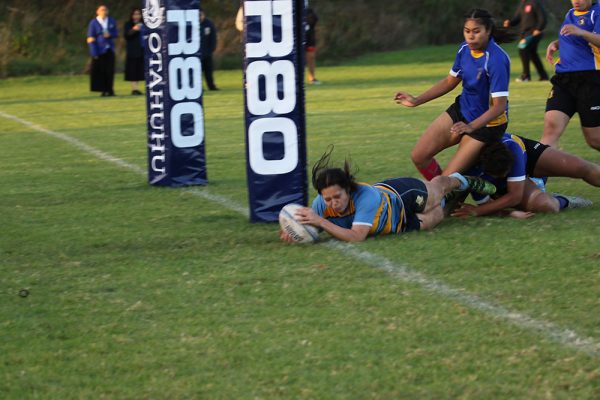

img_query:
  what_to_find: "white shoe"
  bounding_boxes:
[553,193,593,209]
[309,79,322,85]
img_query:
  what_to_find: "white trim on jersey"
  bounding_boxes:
[475,195,490,205]
[353,222,373,227]
[449,69,460,77]
[491,91,509,98]
[507,175,526,182]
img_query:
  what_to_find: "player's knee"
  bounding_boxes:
[531,197,559,213]
[583,132,600,150]
[411,148,428,168]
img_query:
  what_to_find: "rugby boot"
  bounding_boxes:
[553,193,593,209]
[465,176,496,195]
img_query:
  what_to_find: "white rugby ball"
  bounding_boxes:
[279,203,319,243]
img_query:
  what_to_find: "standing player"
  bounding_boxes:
[453,133,597,217]
[395,9,512,180]
[280,148,496,243]
[542,0,600,150]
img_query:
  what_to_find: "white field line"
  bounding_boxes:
[2,109,598,357]
[0,111,249,217]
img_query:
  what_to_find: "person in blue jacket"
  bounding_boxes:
[87,4,118,96]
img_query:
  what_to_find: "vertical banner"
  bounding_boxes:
[143,0,207,186]
[243,0,307,222]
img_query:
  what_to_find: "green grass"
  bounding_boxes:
[1,43,599,399]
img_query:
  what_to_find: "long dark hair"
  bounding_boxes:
[480,141,514,177]
[464,9,516,44]
[129,7,142,24]
[311,146,358,194]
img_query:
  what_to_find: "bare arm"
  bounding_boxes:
[394,75,462,107]
[546,40,559,64]
[453,180,524,217]
[291,207,371,242]
[561,24,600,47]
[450,96,508,135]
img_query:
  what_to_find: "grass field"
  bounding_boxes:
[1,43,599,399]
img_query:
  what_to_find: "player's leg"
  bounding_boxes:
[421,173,495,213]
[416,206,445,231]
[540,110,570,147]
[582,126,600,151]
[520,179,560,213]
[518,47,530,81]
[533,146,600,187]
[541,80,576,147]
[421,176,460,213]
[442,135,486,175]
[411,112,458,179]
[306,49,317,82]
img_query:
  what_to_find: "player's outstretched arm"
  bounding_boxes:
[295,208,370,242]
[452,181,525,217]
[394,75,461,107]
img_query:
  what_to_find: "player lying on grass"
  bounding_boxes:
[452,133,598,217]
[279,148,496,243]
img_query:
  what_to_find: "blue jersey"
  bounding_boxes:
[467,133,527,203]
[450,38,511,127]
[87,17,119,58]
[556,4,600,73]
[311,183,406,236]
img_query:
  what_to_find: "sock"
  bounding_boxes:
[449,172,469,191]
[417,159,442,181]
[553,194,569,210]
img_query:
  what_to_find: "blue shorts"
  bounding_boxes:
[374,177,428,232]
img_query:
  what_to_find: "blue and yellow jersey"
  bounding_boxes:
[556,4,600,73]
[450,38,511,127]
[311,183,406,237]
[467,133,528,203]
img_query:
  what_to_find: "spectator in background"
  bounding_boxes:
[87,4,118,96]
[200,8,218,91]
[124,8,144,96]
[503,0,549,82]
[305,8,320,84]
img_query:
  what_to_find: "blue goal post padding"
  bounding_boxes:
[243,0,308,222]
[143,0,208,187]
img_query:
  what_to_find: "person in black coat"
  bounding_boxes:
[124,8,144,95]
[504,0,549,82]
[200,8,218,91]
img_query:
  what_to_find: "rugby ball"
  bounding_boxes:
[279,204,319,243]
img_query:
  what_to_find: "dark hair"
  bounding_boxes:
[129,7,142,23]
[311,146,358,194]
[480,142,514,177]
[464,9,516,44]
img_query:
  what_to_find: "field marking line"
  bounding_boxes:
[2,109,598,357]
[0,110,249,216]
